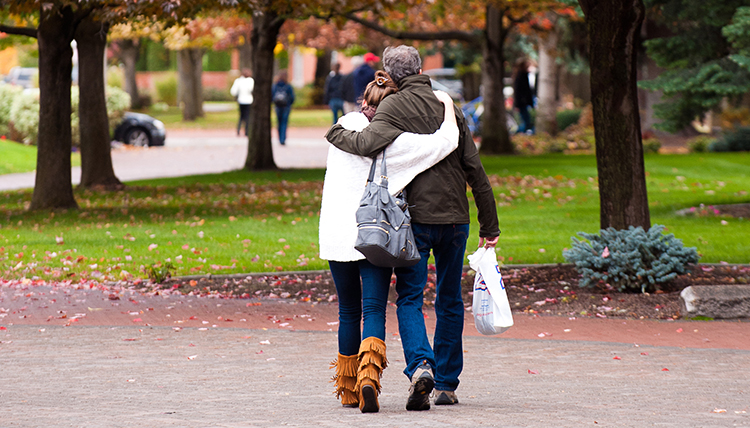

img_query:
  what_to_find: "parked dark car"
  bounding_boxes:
[113,112,166,147]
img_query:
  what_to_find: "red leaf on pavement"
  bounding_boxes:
[662,368,669,371]
[640,352,649,356]
[676,328,683,333]
[0,327,6,330]
[132,318,142,322]
[123,338,139,341]
[528,369,539,374]
[613,356,622,360]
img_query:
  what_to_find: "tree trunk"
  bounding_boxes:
[178,48,204,122]
[238,33,253,71]
[579,0,650,230]
[479,5,514,154]
[75,16,123,190]
[245,11,285,171]
[118,38,141,109]
[461,70,481,101]
[30,5,79,211]
[312,49,332,105]
[537,18,559,136]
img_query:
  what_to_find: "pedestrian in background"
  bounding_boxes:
[324,63,345,124]
[272,71,295,145]
[230,68,254,136]
[342,57,360,114]
[353,53,379,106]
[512,58,535,135]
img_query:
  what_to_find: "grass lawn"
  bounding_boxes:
[145,104,333,130]
[0,139,81,175]
[1,152,748,282]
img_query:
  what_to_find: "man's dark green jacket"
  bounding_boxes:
[325,74,500,238]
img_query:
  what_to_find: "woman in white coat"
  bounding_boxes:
[321,70,459,413]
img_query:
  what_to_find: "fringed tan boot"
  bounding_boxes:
[331,354,359,407]
[356,337,388,413]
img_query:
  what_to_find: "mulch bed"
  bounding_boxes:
[161,264,750,321]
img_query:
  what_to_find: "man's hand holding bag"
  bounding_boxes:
[468,247,513,335]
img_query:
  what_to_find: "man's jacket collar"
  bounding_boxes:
[397,74,432,90]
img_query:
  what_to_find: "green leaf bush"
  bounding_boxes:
[8,90,40,145]
[0,83,23,137]
[563,225,700,293]
[4,86,130,146]
[686,135,715,152]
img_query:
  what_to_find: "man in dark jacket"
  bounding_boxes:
[326,45,500,411]
[352,52,379,103]
[323,63,344,124]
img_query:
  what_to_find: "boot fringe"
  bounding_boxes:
[358,352,388,371]
[331,353,359,406]
[330,354,358,377]
[355,365,383,393]
[331,374,356,391]
[358,337,386,357]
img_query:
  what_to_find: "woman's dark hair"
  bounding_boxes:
[361,70,398,121]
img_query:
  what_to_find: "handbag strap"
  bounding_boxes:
[366,149,388,184]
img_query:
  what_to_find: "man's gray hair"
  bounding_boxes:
[383,45,421,85]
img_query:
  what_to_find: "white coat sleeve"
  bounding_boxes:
[384,121,460,194]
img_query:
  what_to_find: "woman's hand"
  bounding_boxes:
[433,90,457,125]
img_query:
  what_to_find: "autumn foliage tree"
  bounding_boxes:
[341,0,571,154]
[0,0,214,209]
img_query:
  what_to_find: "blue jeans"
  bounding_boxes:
[517,105,534,134]
[275,105,291,144]
[329,98,344,124]
[395,223,469,391]
[329,260,393,356]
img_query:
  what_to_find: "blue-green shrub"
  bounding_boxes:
[710,127,750,152]
[563,225,700,293]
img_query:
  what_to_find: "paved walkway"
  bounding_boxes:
[2,323,749,427]
[0,127,331,191]
[2,282,750,427]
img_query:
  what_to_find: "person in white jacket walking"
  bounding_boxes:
[230,69,254,136]
[321,70,459,413]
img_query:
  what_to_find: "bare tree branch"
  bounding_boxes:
[344,13,481,44]
[0,25,38,38]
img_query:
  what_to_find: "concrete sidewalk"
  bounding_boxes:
[0,127,330,191]
[2,323,749,427]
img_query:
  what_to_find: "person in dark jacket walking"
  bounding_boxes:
[272,71,295,145]
[323,63,344,124]
[353,53,379,105]
[512,57,535,134]
[326,45,500,412]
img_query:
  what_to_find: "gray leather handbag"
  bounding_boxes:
[354,150,421,268]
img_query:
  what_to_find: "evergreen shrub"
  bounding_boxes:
[710,126,750,152]
[563,225,700,293]
[556,108,582,131]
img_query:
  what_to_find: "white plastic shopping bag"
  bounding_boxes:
[468,247,513,335]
